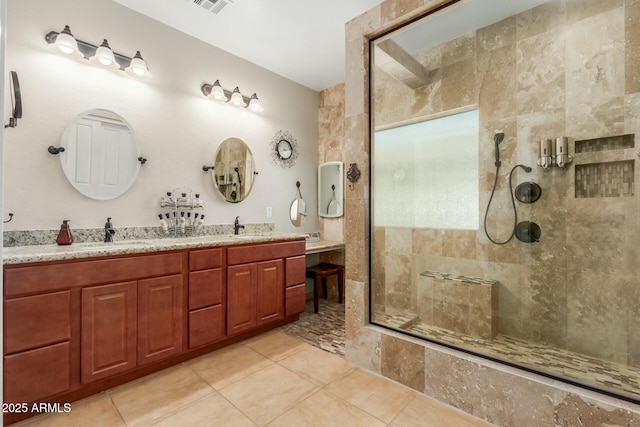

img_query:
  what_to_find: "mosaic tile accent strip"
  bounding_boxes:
[420,270,497,286]
[575,161,634,198]
[278,299,345,357]
[375,308,640,399]
[575,134,635,153]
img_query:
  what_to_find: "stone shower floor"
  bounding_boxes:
[374,309,640,400]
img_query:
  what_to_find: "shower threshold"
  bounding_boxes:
[373,309,639,400]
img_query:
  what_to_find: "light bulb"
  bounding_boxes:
[230,87,246,108]
[211,80,228,101]
[248,93,263,112]
[89,39,120,69]
[125,51,152,79]
[53,25,81,57]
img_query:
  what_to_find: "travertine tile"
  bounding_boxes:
[14,393,124,427]
[187,343,274,389]
[242,331,310,361]
[219,364,318,426]
[108,365,213,426]
[324,368,416,423]
[267,389,386,427]
[381,334,425,392]
[149,392,255,427]
[278,346,354,386]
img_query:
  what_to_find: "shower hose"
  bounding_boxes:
[483,163,531,245]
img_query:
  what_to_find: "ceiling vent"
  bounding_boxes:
[190,0,233,15]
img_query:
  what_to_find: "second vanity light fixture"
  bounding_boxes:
[45,25,152,80]
[201,80,264,113]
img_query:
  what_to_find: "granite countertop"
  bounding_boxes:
[304,240,345,254]
[2,232,309,265]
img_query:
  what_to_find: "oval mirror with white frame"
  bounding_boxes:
[211,137,256,203]
[318,161,343,218]
[59,109,141,200]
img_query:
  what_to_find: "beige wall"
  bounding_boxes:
[342,0,640,424]
[4,0,319,233]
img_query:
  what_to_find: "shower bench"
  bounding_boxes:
[418,271,498,340]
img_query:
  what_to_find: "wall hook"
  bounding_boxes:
[346,163,361,190]
[3,213,14,223]
[137,156,147,165]
[48,146,65,155]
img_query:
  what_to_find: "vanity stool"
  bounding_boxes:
[305,263,344,314]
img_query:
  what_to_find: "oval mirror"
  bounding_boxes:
[59,109,141,200]
[290,181,307,226]
[211,137,256,203]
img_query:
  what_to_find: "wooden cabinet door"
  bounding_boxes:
[227,263,257,336]
[138,275,184,365]
[256,259,284,326]
[81,281,137,384]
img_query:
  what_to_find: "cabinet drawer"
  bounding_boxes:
[285,283,306,316]
[189,269,223,310]
[285,255,306,287]
[189,248,223,271]
[5,291,71,355]
[189,305,224,348]
[4,252,183,296]
[4,342,70,404]
[227,240,305,265]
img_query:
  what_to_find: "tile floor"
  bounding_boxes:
[14,331,493,427]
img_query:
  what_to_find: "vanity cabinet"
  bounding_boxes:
[226,241,305,336]
[2,237,306,425]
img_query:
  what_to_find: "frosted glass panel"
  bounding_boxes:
[373,109,479,229]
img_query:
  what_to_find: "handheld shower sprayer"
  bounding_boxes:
[484,132,534,245]
[494,131,504,167]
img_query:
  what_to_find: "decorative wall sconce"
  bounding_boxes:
[201,80,264,113]
[45,25,152,80]
[346,163,361,190]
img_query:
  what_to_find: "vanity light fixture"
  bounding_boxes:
[200,81,263,113]
[45,25,152,79]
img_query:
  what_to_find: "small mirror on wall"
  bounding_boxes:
[318,161,343,218]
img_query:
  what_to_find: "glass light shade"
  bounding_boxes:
[53,25,83,58]
[230,87,246,108]
[248,93,264,113]
[89,39,120,69]
[211,80,228,102]
[125,51,152,79]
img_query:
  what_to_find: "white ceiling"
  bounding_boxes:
[113,0,384,92]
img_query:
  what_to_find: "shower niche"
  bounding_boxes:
[574,134,635,199]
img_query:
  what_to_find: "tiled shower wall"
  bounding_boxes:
[371,0,640,367]
[342,0,640,424]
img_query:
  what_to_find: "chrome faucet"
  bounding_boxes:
[104,217,116,242]
[234,216,245,235]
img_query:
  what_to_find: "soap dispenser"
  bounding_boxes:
[56,220,74,245]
